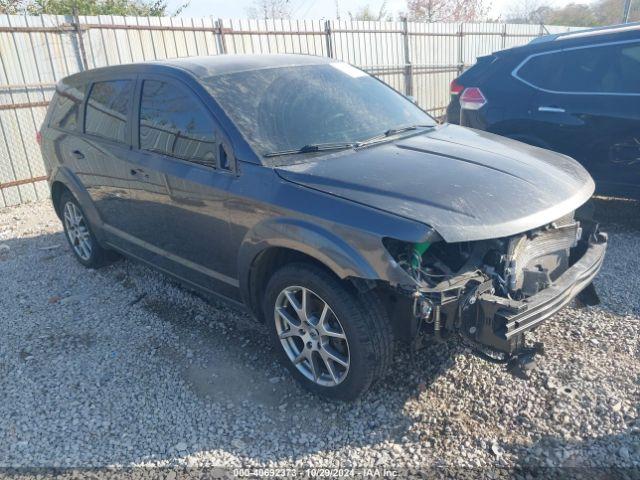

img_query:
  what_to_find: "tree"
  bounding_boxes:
[246,0,291,19]
[0,0,22,13]
[0,0,187,15]
[593,0,640,23]
[504,0,550,23]
[348,1,393,21]
[543,3,597,26]
[505,0,639,26]
[406,0,487,22]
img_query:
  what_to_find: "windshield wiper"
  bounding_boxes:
[263,124,435,157]
[264,142,357,158]
[358,124,435,147]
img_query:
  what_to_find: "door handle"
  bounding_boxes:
[71,150,85,160]
[130,168,149,179]
[538,106,565,113]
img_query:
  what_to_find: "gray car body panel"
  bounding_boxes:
[228,164,432,311]
[275,124,595,243]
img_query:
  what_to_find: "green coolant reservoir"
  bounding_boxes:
[411,240,430,270]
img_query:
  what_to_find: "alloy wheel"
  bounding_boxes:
[274,286,350,387]
[63,201,93,261]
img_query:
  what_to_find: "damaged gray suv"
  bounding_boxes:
[40,54,607,400]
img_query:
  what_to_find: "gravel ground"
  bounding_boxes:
[0,197,638,476]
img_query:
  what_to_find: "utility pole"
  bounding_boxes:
[623,0,632,23]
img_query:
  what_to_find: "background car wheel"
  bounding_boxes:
[59,191,116,268]
[263,263,394,400]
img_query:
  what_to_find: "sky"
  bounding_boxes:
[168,0,583,20]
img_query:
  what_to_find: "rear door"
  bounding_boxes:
[515,40,640,193]
[127,75,239,298]
[43,78,86,178]
[75,76,138,242]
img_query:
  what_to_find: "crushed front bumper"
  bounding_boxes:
[465,231,608,355]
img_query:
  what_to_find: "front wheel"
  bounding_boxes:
[263,263,393,400]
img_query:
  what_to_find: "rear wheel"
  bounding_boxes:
[263,263,393,400]
[59,191,116,268]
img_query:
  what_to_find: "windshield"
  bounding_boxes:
[202,63,435,159]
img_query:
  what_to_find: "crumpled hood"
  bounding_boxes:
[275,124,595,243]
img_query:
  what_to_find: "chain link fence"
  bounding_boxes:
[0,14,578,207]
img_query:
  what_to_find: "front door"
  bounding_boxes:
[127,76,239,299]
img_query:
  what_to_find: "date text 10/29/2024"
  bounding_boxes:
[233,468,400,477]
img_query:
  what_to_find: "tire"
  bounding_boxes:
[263,262,394,400]
[59,191,116,268]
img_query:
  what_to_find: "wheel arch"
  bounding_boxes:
[238,218,381,322]
[49,167,107,244]
[50,180,70,219]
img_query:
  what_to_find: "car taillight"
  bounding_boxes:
[36,131,42,145]
[459,87,487,110]
[450,79,464,95]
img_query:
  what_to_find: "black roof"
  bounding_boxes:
[156,54,333,78]
[531,22,640,44]
[63,54,333,85]
[495,22,640,58]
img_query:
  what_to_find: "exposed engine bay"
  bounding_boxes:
[385,210,607,374]
[412,212,581,299]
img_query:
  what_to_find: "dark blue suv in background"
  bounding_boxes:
[447,23,640,197]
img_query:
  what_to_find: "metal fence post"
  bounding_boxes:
[401,17,412,97]
[72,8,88,70]
[457,23,464,76]
[501,23,507,50]
[538,23,549,37]
[216,18,228,54]
[623,0,632,22]
[324,20,333,58]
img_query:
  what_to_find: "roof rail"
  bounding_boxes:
[529,21,640,44]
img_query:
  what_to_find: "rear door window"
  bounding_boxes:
[50,83,84,131]
[517,41,640,94]
[139,80,219,168]
[616,43,640,93]
[85,80,133,143]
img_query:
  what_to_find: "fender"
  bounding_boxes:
[237,217,381,309]
[50,166,108,245]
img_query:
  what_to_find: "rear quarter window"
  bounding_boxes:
[49,84,84,131]
[85,80,133,143]
[516,41,640,94]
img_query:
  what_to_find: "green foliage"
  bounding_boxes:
[246,0,291,20]
[0,0,23,13]
[407,0,487,22]
[540,3,598,26]
[1,0,189,15]
[506,0,639,26]
[348,2,393,21]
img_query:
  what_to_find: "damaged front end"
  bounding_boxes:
[385,210,608,373]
